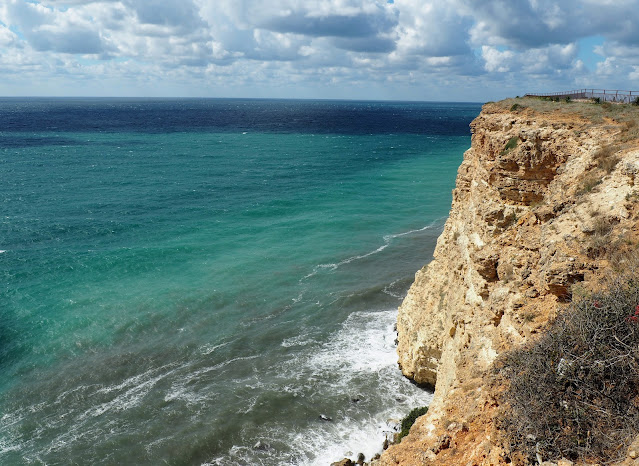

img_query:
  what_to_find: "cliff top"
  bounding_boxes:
[488,97,639,145]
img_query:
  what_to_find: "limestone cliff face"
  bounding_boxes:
[379,101,639,465]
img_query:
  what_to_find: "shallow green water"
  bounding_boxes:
[0,99,480,465]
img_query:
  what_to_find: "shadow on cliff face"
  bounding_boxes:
[492,257,639,464]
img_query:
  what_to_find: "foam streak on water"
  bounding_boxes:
[302,220,441,281]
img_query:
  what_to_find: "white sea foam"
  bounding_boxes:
[301,310,432,464]
[382,223,436,242]
[0,250,6,254]
[96,365,174,395]
[280,333,317,348]
[215,309,433,466]
[382,279,405,299]
[303,222,438,280]
[82,371,171,419]
[0,437,22,455]
[307,310,398,375]
[199,341,230,355]
[303,245,390,280]
[164,355,260,404]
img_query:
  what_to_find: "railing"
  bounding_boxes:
[525,89,639,103]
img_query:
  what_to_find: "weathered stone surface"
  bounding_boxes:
[330,459,353,466]
[381,101,639,465]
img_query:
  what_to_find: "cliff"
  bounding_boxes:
[379,99,639,465]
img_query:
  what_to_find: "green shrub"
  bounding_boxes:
[494,274,639,463]
[398,406,429,441]
[633,96,639,106]
[564,96,572,103]
[592,97,601,104]
[510,103,522,111]
[500,136,519,155]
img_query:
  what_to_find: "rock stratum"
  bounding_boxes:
[378,99,639,465]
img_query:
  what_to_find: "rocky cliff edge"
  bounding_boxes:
[379,98,639,465]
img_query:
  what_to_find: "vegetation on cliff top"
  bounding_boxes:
[493,262,639,463]
[494,97,639,142]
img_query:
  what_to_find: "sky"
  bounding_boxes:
[1,0,639,101]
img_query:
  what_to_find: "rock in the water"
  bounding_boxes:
[319,414,333,422]
[253,441,270,451]
[330,459,353,466]
[356,452,365,464]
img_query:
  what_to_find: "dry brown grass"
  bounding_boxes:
[593,144,621,173]
[576,173,602,196]
[492,97,639,137]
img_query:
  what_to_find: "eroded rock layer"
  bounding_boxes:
[379,100,639,465]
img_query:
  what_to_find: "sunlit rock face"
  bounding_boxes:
[380,100,639,465]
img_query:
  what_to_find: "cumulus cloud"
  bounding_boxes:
[465,0,639,49]
[0,0,638,98]
[393,0,472,57]
[123,0,201,28]
[2,0,107,54]
[482,43,580,76]
[263,11,396,38]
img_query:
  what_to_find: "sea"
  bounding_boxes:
[0,98,481,465]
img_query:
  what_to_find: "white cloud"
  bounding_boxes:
[2,0,107,54]
[393,0,472,57]
[0,23,19,47]
[0,0,639,99]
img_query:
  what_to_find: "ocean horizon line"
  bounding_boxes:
[0,95,485,105]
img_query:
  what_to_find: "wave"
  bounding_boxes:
[302,220,443,281]
[205,309,432,465]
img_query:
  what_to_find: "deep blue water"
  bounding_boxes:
[0,98,481,465]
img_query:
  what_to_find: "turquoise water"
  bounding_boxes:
[0,99,480,465]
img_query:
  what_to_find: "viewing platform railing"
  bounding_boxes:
[525,89,639,103]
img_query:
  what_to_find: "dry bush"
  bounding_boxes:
[577,173,602,195]
[594,145,621,173]
[592,216,615,237]
[585,216,619,259]
[493,264,639,463]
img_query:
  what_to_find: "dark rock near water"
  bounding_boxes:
[253,441,270,451]
[356,452,365,464]
[330,459,353,466]
[319,414,333,422]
